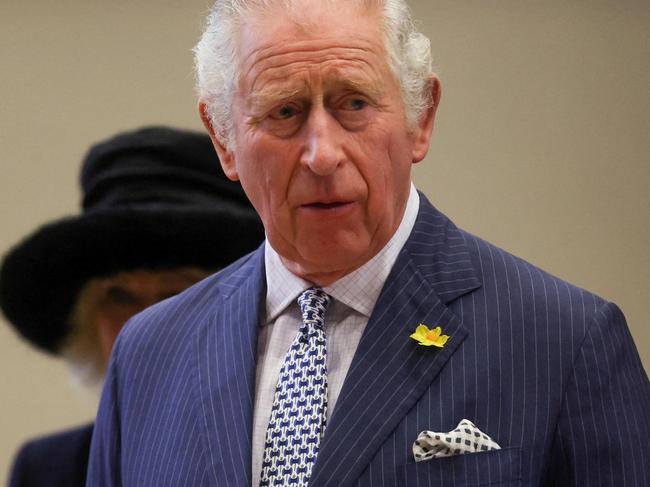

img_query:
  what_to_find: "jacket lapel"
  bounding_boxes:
[310,196,481,487]
[194,247,265,487]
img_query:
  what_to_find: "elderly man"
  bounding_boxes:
[87,1,650,486]
[1,126,264,487]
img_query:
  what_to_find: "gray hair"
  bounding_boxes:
[60,280,106,391]
[194,0,434,148]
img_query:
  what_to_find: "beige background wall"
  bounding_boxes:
[1,0,648,480]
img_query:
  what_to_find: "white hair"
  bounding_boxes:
[194,0,434,148]
[60,281,106,391]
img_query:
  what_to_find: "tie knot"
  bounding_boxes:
[298,287,331,328]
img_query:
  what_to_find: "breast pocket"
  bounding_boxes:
[395,447,521,487]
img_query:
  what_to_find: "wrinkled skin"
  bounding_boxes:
[202,2,440,285]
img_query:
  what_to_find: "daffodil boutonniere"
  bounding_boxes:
[410,324,449,347]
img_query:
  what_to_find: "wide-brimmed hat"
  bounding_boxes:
[0,126,264,354]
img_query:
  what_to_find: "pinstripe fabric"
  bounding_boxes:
[87,193,649,486]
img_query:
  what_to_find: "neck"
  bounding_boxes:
[279,257,360,287]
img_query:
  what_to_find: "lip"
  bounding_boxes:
[298,200,355,216]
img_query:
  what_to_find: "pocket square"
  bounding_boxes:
[413,419,501,462]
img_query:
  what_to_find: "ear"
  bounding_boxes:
[411,75,442,164]
[199,100,239,181]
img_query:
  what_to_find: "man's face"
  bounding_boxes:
[78,268,208,365]
[204,3,438,284]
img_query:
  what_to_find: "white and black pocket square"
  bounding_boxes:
[413,419,501,462]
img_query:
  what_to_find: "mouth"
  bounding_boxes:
[299,200,355,214]
[302,201,350,209]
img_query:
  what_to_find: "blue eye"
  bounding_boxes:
[272,105,297,120]
[344,98,367,111]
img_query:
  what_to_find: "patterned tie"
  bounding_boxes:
[260,287,331,487]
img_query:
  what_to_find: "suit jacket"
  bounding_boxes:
[9,423,93,487]
[87,195,650,486]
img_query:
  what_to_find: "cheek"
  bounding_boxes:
[95,307,135,361]
[354,126,409,187]
[96,319,123,363]
[237,136,299,214]
[355,127,414,218]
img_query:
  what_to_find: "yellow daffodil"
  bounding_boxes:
[410,324,449,347]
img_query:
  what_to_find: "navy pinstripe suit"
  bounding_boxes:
[87,194,649,486]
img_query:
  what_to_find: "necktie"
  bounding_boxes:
[260,287,331,486]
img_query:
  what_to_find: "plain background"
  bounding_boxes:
[1,0,648,480]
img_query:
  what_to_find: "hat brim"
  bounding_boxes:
[0,207,264,353]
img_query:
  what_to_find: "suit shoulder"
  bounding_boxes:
[451,229,632,368]
[409,199,610,319]
[9,423,93,487]
[114,248,262,360]
[458,229,609,314]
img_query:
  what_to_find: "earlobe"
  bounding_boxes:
[411,75,442,164]
[198,101,239,181]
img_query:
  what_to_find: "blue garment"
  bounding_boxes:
[87,194,650,486]
[10,423,93,487]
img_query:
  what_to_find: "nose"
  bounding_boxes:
[300,107,344,176]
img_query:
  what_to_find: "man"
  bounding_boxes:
[87,1,650,486]
[1,126,264,487]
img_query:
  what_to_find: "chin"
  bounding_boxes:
[298,238,371,276]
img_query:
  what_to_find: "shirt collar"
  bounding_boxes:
[264,241,311,323]
[264,183,420,322]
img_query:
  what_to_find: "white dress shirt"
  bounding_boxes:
[251,184,420,485]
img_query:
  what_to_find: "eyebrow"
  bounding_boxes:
[248,77,382,113]
[329,77,382,101]
[248,86,304,112]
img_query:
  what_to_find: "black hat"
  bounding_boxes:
[0,126,264,354]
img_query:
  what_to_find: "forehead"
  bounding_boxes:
[81,268,204,299]
[235,3,390,93]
